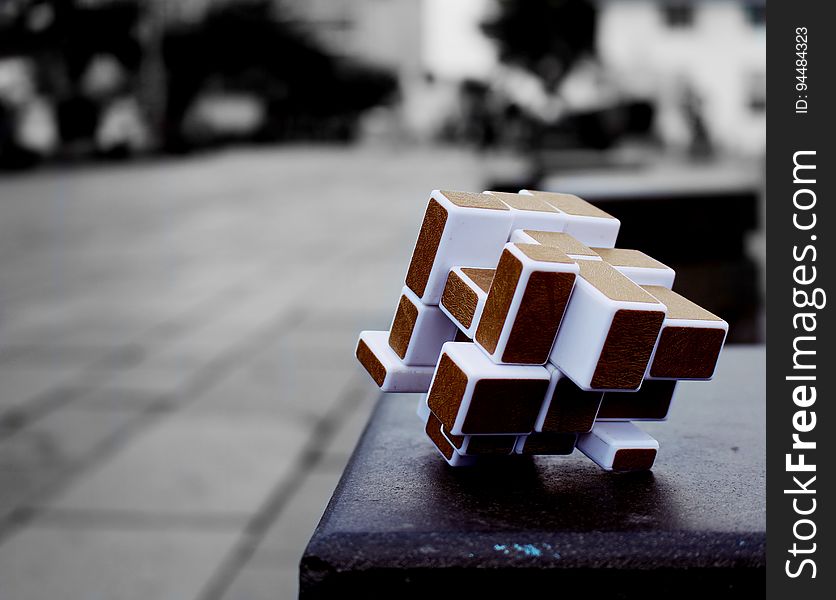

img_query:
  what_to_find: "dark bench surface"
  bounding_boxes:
[302,345,765,599]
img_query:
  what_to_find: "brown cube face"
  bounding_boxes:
[476,246,576,364]
[611,448,657,472]
[441,270,478,328]
[541,377,603,433]
[590,309,666,390]
[519,432,577,455]
[426,353,469,431]
[440,268,491,330]
[461,267,495,293]
[524,191,616,220]
[426,354,546,435]
[485,191,560,213]
[594,248,670,270]
[404,192,508,298]
[475,249,522,354]
[405,198,447,298]
[642,285,727,379]
[521,230,598,257]
[651,327,726,378]
[388,294,418,359]
[462,379,546,434]
[598,380,677,420]
[356,339,386,387]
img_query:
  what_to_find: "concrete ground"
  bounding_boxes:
[0,145,520,599]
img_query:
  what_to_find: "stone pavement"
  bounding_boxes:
[0,145,522,599]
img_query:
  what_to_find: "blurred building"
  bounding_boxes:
[597,0,765,155]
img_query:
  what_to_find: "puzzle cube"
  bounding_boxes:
[549,260,666,391]
[535,364,603,433]
[439,267,494,338]
[425,411,477,466]
[442,427,517,456]
[356,330,435,393]
[514,432,578,455]
[593,247,676,288]
[483,191,567,233]
[357,186,727,472]
[510,229,601,261]
[427,341,549,435]
[389,285,457,366]
[577,421,659,472]
[520,190,620,247]
[475,243,579,365]
[405,190,512,304]
[642,285,728,380]
[597,380,677,421]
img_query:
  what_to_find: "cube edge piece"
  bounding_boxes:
[356,330,435,393]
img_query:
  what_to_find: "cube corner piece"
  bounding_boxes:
[593,247,676,289]
[475,242,579,365]
[439,266,494,339]
[519,189,620,248]
[577,422,659,472]
[389,285,457,366]
[642,285,729,381]
[426,341,549,436]
[404,189,512,305]
[356,330,435,393]
[549,260,667,392]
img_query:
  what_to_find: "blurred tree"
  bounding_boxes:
[482,0,597,92]
[162,0,397,151]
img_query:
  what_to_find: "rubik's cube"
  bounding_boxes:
[356,190,728,471]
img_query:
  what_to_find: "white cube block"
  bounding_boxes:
[520,190,620,247]
[426,342,549,435]
[514,432,577,455]
[549,261,667,391]
[593,248,676,288]
[439,266,494,339]
[642,285,729,380]
[577,421,659,472]
[388,286,457,366]
[475,243,579,365]
[356,330,435,393]
[510,229,602,261]
[535,363,603,433]
[483,191,567,233]
[424,411,478,467]
[597,380,677,421]
[405,190,513,305]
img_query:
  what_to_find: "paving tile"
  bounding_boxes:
[320,390,378,461]
[185,355,356,421]
[68,387,170,411]
[44,412,310,516]
[0,405,148,519]
[0,343,133,367]
[0,405,146,471]
[84,364,201,398]
[0,364,87,415]
[0,524,238,600]
[252,469,343,563]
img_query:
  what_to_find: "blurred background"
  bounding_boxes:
[0,0,764,598]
